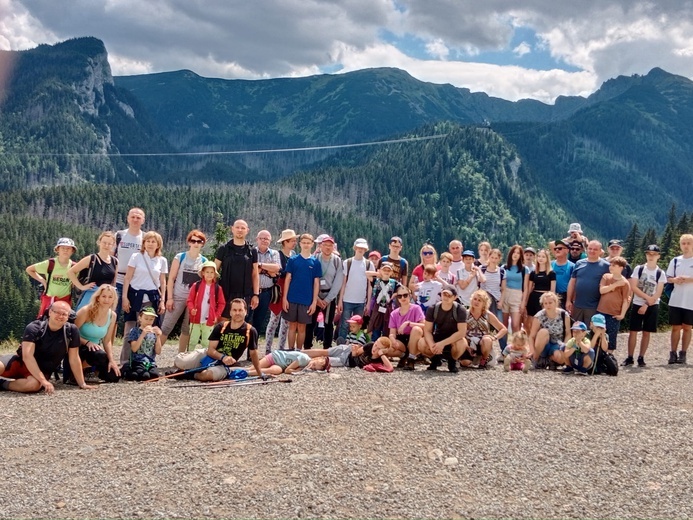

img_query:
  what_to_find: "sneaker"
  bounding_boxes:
[479,356,488,370]
[668,351,678,364]
[677,351,687,364]
[637,356,646,367]
[396,356,407,369]
[548,360,559,371]
[497,354,504,365]
[427,355,442,371]
[621,356,634,367]
[562,366,574,374]
[404,357,416,371]
[447,355,459,373]
[522,361,530,373]
[503,356,511,372]
[535,357,548,370]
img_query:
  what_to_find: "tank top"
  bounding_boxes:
[89,254,118,286]
[467,311,492,339]
[79,311,113,344]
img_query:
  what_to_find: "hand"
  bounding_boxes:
[317,298,327,309]
[86,341,101,352]
[83,282,96,291]
[337,301,343,314]
[153,326,162,336]
[42,380,55,395]
[222,356,235,366]
[143,325,153,334]
[166,299,174,312]
[431,342,443,355]
[80,384,98,390]
[638,305,648,315]
[190,308,197,316]
[566,301,573,314]
[282,299,289,313]
[122,297,130,313]
[108,361,121,377]
[615,314,624,321]
[398,324,407,334]
[250,295,259,310]
[158,301,166,314]
[308,303,316,315]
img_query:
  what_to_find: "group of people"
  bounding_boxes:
[2,209,692,393]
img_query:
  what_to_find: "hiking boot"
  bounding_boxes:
[668,351,678,364]
[427,355,442,371]
[396,356,408,369]
[621,356,634,367]
[447,355,459,373]
[677,351,687,364]
[637,356,646,367]
[404,357,416,371]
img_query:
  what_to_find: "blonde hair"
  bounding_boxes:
[535,249,553,274]
[539,291,560,307]
[470,289,491,314]
[140,231,163,256]
[510,330,528,346]
[680,234,693,242]
[439,252,453,262]
[97,231,116,246]
[86,284,117,325]
[419,244,438,264]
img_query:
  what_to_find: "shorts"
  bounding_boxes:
[395,334,410,347]
[569,349,595,370]
[282,302,312,324]
[541,340,564,358]
[327,345,350,367]
[160,298,190,336]
[629,304,659,333]
[173,349,236,382]
[669,306,693,326]
[572,307,597,325]
[0,354,31,379]
[501,288,523,314]
[460,342,482,361]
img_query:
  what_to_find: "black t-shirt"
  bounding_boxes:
[19,320,81,376]
[347,342,375,368]
[425,303,467,338]
[89,254,119,286]
[529,270,556,292]
[215,241,258,299]
[208,321,258,359]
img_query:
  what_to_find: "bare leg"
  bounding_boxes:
[627,331,638,358]
[682,325,692,352]
[671,325,682,351]
[638,332,651,357]
[6,376,42,393]
[296,323,307,350]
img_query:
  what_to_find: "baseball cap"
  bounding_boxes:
[554,239,570,248]
[645,244,661,253]
[320,236,335,244]
[380,262,394,270]
[462,250,476,258]
[571,321,588,331]
[140,306,158,317]
[608,239,622,248]
[524,247,536,254]
[346,315,364,325]
[390,236,403,244]
[314,234,330,244]
[591,314,606,329]
[368,250,381,260]
[441,286,458,297]
[353,238,369,249]
[569,240,584,249]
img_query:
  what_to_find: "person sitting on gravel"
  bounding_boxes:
[562,321,594,374]
[0,301,94,393]
[408,286,467,372]
[304,336,393,371]
[122,306,163,381]
[503,330,532,373]
[529,291,571,370]
[344,315,370,347]
[461,289,506,369]
[172,298,262,381]
[247,350,330,376]
[389,286,426,367]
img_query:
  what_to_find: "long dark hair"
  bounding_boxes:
[504,244,524,271]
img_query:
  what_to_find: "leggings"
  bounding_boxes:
[265,311,289,351]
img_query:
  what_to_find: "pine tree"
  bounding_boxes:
[623,223,641,263]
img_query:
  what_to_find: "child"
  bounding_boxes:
[248,350,330,375]
[416,265,443,311]
[503,330,531,373]
[437,252,457,286]
[562,321,594,374]
[367,262,401,340]
[625,245,665,367]
[123,306,162,381]
[26,237,76,318]
[187,261,226,350]
[456,250,484,306]
[345,315,370,347]
[597,256,631,353]
[666,233,693,365]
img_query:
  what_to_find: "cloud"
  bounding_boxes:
[425,38,449,60]
[513,42,531,57]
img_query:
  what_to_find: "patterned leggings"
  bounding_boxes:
[265,311,289,352]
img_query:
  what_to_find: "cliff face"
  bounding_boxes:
[74,51,114,117]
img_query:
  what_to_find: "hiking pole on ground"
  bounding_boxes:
[143,361,221,383]
[174,378,292,389]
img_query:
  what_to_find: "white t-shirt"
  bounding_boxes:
[456,267,480,306]
[667,255,693,311]
[630,265,665,306]
[116,230,143,284]
[128,253,169,292]
[342,257,374,304]
[449,260,464,276]
[417,280,442,309]
[199,284,211,322]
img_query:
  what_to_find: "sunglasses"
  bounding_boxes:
[570,247,582,251]
[422,251,434,256]
[189,239,204,244]
[397,293,410,299]
[553,247,566,251]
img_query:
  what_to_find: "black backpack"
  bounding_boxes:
[592,347,618,376]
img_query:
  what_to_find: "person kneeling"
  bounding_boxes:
[122,307,162,381]
[562,322,594,375]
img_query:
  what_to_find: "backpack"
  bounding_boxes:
[345,257,375,294]
[636,264,664,298]
[663,258,678,299]
[41,258,74,295]
[432,301,462,324]
[592,347,618,376]
[74,254,97,296]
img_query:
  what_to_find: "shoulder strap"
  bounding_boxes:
[114,231,123,257]
[180,252,186,264]
[637,265,644,280]
[346,258,353,279]
[45,258,56,293]
[245,323,251,348]
[433,302,441,322]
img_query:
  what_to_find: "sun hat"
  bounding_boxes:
[54,237,76,252]
[276,229,297,243]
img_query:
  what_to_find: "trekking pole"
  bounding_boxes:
[174,378,292,389]
[143,361,220,383]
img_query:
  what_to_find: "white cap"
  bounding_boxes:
[353,238,369,249]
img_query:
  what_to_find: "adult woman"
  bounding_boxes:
[388,286,426,366]
[121,231,168,365]
[461,290,507,368]
[409,244,439,293]
[265,229,297,354]
[500,245,529,346]
[160,230,208,352]
[68,231,118,310]
[529,291,571,368]
[66,284,120,383]
[525,249,556,330]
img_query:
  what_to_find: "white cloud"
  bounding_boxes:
[425,39,449,60]
[513,42,531,57]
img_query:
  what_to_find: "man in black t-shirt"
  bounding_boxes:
[215,219,260,320]
[0,301,93,393]
[408,287,468,372]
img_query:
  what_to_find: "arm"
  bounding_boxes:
[433,322,467,353]
[378,353,393,371]
[486,311,508,341]
[260,252,281,276]
[67,255,95,292]
[284,360,301,374]
[521,271,529,309]
[67,346,95,390]
[250,348,262,377]
[566,278,576,314]
[550,279,556,293]
[103,311,120,376]
[282,272,292,312]
[25,262,46,286]
[325,262,344,304]
[121,265,136,313]
[498,278,507,308]
[154,328,163,356]
[250,261,260,309]
[616,284,630,320]
[563,312,572,343]
[528,318,540,356]
[19,341,54,394]
[599,275,613,295]
[308,276,319,315]
[166,256,181,311]
[158,272,167,314]
[423,320,435,349]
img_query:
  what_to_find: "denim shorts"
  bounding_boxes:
[542,340,564,357]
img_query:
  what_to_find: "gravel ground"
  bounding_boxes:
[1,332,692,519]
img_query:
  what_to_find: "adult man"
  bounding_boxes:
[606,239,633,279]
[377,236,408,286]
[667,234,693,364]
[173,299,262,380]
[338,238,375,340]
[215,219,259,320]
[551,239,575,308]
[448,240,465,275]
[567,240,587,264]
[408,287,468,372]
[282,234,322,350]
[566,240,610,324]
[253,229,281,335]
[304,236,343,349]
[115,207,145,317]
[0,301,93,393]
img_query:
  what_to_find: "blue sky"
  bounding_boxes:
[3,0,693,103]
